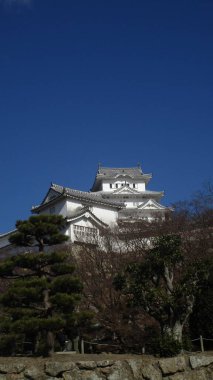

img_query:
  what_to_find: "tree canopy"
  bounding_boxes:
[9,214,68,252]
[0,251,85,355]
[114,234,210,345]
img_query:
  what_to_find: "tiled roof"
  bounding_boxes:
[97,166,150,178]
[101,189,163,197]
[66,206,108,227]
[96,166,152,179]
[0,229,16,237]
[91,166,152,191]
[32,184,124,211]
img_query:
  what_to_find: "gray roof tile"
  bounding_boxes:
[98,166,143,178]
[91,166,152,191]
[34,183,124,210]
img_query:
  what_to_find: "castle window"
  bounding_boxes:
[116,184,118,188]
[110,184,112,188]
[133,184,136,188]
[73,225,98,237]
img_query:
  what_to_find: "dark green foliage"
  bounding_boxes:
[189,259,213,347]
[148,333,182,357]
[51,293,80,311]
[114,235,209,344]
[0,251,84,356]
[9,214,68,251]
[51,262,75,275]
[51,274,83,293]
[0,334,24,356]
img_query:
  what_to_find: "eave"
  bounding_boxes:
[31,194,64,213]
[101,191,164,201]
[31,190,123,214]
[67,208,108,228]
[91,173,152,192]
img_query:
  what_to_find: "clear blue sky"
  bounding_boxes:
[0,0,212,233]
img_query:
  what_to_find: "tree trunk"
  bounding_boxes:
[172,321,183,343]
[162,320,183,343]
[43,288,54,355]
[47,331,55,355]
[34,332,41,354]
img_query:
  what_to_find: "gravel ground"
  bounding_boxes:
[0,353,154,369]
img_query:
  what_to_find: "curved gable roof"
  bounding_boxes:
[32,183,124,213]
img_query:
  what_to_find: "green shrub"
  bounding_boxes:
[147,334,182,357]
[0,334,24,356]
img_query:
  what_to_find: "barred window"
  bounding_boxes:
[73,225,98,236]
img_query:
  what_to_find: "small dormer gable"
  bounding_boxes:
[114,174,134,180]
[138,199,167,210]
[40,186,62,206]
[67,208,108,229]
[112,186,139,195]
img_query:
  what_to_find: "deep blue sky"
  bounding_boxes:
[0,0,213,233]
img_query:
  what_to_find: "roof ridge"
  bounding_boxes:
[48,183,124,208]
[99,166,141,169]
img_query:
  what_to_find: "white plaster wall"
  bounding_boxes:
[91,206,118,226]
[124,201,139,208]
[102,181,112,191]
[38,199,67,217]
[73,218,94,228]
[66,224,73,241]
[137,182,146,191]
[37,199,90,218]
[66,199,83,214]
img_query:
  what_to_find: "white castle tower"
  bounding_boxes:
[0,164,171,250]
[91,164,169,222]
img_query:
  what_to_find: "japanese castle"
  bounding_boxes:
[0,165,171,250]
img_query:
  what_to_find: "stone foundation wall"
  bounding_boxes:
[0,353,213,379]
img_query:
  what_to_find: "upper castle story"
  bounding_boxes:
[91,165,152,193]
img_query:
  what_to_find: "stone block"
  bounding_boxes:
[45,361,76,377]
[190,355,213,369]
[77,361,97,370]
[97,360,114,368]
[63,369,80,380]
[142,364,162,380]
[1,375,25,380]
[24,366,45,380]
[81,371,104,380]
[167,368,208,380]
[107,360,133,380]
[158,357,186,375]
[0,364,25,374]
[125,359,143,379]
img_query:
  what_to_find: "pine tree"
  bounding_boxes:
[9,214,69,252]
[0,251,84,355]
